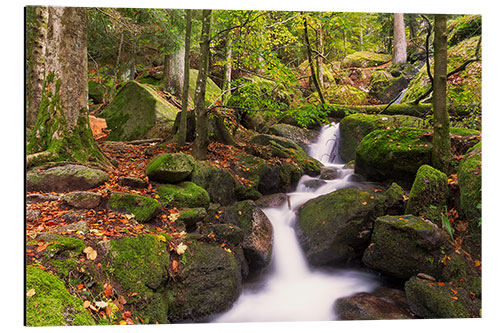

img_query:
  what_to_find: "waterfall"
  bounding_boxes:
[212,123,379,323]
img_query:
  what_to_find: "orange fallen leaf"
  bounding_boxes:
[437,282,445,287]
[104,284,112,297]
[77,284,84,290]
[451,296,458,300]
[450,288,458,295]
[26,289,36,297]
[362,202,367,205]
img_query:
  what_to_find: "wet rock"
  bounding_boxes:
[62,191,102,209]
[319,167,343,180]
[118,176,148,189]
[334,287,415,320]
[27,164,109,193]
[255,193,288,209]
[303,179,327,190]
[190,161,238,206]
[268,123,320,150]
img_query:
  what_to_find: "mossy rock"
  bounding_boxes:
[107,234,170,324]
[268,123,320,150]
[402,35,481,107]
[188,68,222,107]
[448,15,482,47]
[108,192,161,223]
[297,187,385,266]
[383,182,407,215]
[355,127,432,183]
[190,161,238,206]
[202,223,245,246]
[88,80,107,104]
[146,152,195,184]
[178,207,208,229]
[62,191,102,209]
[368,70,408,104]
[26,265,95,326]
[308,84,369,105]
[167,241,242,322]
[362,215,446,280]
[27,164,109,193]
[405,165,449,224]
[457,142,482,241]
[441,251,482,297]
[157,181,210,209]
[341,51,392,68]
[404,276,480,318]
[99,81,178,141]
[44,237,85,259]
[339,114,424,162]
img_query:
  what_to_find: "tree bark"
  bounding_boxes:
[163,46,185,98]
[222,31,232,106]
[393,13,407,65]
[109,31,124,100]
[316,24,324,89]
[432,14,452,173]
[303,17,325,105]
[27,6,108,167]
[26,6,48,129]
[192,9,212,160]
[177,9,192,147]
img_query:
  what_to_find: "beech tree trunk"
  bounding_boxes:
[304,17,325,104]
[26,6,48,129]
[27,6,108,167]
[316,25,324,89]
[163,46,185,98]
[222,31,232,106]
[393,13,407,65]
[432,14,452,173]
[192,9,212,160]
[177,9,192,147]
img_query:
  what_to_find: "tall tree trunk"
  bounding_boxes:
[177,9,192,147]
[304,17,325,104]
[222,31,232,106]
[408,14,419,39]
[163,46,185,98]
[432,14,452,173]
[393,13,407,65]
[27,6,108,167]
[316,24,324,89]
[192,9,212,160]
[109,31,124,100]
[26,6,48,129]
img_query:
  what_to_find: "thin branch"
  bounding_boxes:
[211,12,267,41]
[265,13,301,29]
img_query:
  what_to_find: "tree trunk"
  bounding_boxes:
[393,13,407,65]
[177,9,192,147]
[192,9,212,160]
[26,6,48,129]
[316,24,324,89]
[304,17,325,105]
[163,46,185,98]
[110,31,124,100]
[27,6,108,167]
[408,14,419,39]
[222,31,232,106]
[432,14,452,173]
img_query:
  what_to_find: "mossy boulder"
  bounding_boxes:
[107,192,161,223]
[26,265,95,326]
[190,161,238,206]
[157,181,210,209]
[177,207,208,230]
[268,123,320,151]
[362,215,447,280]
[27,164,109,193]
[44,237,86,259]
[308,84,369,105]
[167,242,242,322]
[99,81,179,141]
[441,251,482,297]
[201,223,245,246]
[405,165,449,223]
[368,70,408,104]
[62,191,102,209]
[404,276,480,318]
[383,182,407,215]
[341,51,392,68]
[448,15,482,47]
[106,234,171,324]
[355,127,432,183]
[339,114,424,162]
[296,187,385,266]
[334,287,415,320]
[146,153,195,184]
[188,68,222,107]
[88,80,107,104]
[220,200,274,271]
[457,142,482,241]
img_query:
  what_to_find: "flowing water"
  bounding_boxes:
[212,123,380,323]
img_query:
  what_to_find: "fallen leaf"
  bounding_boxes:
[83,246,98,260]
[119,320,127,325]
[26,289,36,297]
[176,242,187,255]
[83,300,91,308]
[157,234,167,243]
[104,284,112,297]
[95,300,108,308]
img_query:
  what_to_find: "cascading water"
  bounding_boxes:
[212,123,380,323]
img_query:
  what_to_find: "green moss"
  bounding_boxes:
[108,192,161,223]
[49,258,80,279]
[45,237,85,259]
[341,51,392,68]
[26,265,95,326]
[188,68,222,107]
[157,181,210,209]
[308,84,369,105]
[450,127,481,136]
[405,165,449,223]
[145,152,195,183]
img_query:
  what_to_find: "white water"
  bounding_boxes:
[212,123,380,323]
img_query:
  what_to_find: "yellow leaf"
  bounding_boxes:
[83,246,98,260]
[475,260,481,267]
[83,300,91,308]
[157,234,167,243]
[119,320,127,325]
[26,289,36,297]
[224,248,232,253]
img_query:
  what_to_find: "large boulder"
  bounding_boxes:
[405,165,449,223]
[268,123,320,151]
[219,200,274,271]
[26,266,95,326]
[99,81,178,141]
[339,114,424,162]
[362,215,447,280]
[404,276,480,318]
[146,153,195,184]
[457,142,482,241]
[355,127,432,183]
[107,192,161,223]
[341,51,392,68]
[62,191,102,209]
[167,241,242,322]
[27,164,109,193]
[296,187,385,266]
[334,287,415,320]
[156,181,210,209]
[368,70,408,104]
[190,161,238,206]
